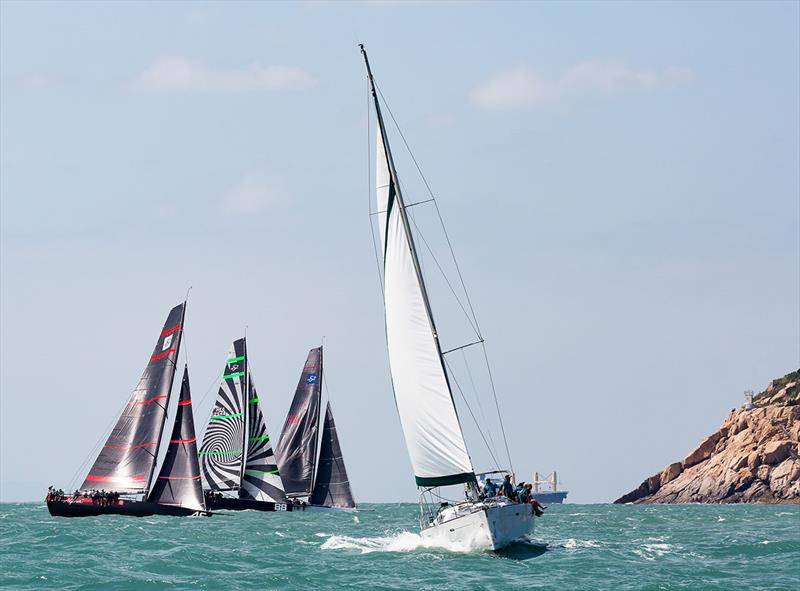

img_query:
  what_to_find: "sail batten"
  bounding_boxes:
[275,347,322,498]
[368,53,475,486]
[200,340,247,491]
[81,303,185,493]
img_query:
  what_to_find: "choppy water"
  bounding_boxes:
[1,502,798,590]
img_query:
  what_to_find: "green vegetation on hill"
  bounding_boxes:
[753,370,799,406]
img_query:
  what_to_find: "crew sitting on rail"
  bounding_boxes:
[499,474,515,499]
[525,484,546,516]
[482,478,499,497]
[46,486,66,502]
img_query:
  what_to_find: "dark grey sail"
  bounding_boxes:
[199,339,247,491]
[275,347,322,498]
[148,367,205,511]
[82,303,185,493]
[240,378,288,503]
[310,402,356,508]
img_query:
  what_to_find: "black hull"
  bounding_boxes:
[47,499,209,518]
[205,497,293,512]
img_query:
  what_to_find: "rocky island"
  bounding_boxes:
[616,370,799,504]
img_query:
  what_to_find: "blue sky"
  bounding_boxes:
[1,1,798,503]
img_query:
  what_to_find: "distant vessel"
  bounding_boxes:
[275,346,357,511]
[531,472,569,504]
[200,337,291,512]
[360,45,533,550]
[47,302,209,517]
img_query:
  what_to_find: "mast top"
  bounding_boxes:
[359,44,378,99]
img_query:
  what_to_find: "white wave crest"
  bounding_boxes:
[563,538,600,550]
[320,530,480,554]
[634,543,673,560]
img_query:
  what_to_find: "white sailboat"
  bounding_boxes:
[360,45,534,551]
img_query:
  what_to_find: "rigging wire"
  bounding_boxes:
[66,325,186,492]
[404,205,480,337]
[374,83,515,473]
[481,341,513,475]
[461,348,500,464]
[367,79,385,300]
[442,356,501,471]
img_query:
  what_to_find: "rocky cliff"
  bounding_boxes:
[615,370,799,504]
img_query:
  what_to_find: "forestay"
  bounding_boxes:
[82,303,185,493]
[200,340,247,491]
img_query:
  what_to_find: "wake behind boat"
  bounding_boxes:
[360,45,534,550]
[47,302,210,518]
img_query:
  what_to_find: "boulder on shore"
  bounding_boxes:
[615,370,799,504]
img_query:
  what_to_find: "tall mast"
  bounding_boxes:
[240,335,249,490]
[144,300,187,497]
[359,44,468,464]
[310,344,324,496]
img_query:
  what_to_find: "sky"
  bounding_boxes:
[1,1,798,504]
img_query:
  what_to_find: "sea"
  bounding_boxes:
[1,502,798,590]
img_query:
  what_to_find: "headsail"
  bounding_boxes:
[199,339,247,491]
[148,367,205,511]
[240,378,288,503]
[310,402,356,508]
[365,47,475,487]
[82,303,185,493]
[275,347,322,498]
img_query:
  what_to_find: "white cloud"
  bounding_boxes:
[133,56,315,94]
[470,61,692,110]
[222,172,285,214]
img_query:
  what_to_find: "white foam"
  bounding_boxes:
[634,543,673,560]
[319,530,479,554]
[563,538,600,550]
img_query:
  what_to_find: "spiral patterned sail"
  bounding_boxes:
[240,378,287,503]
[200,340,247,491]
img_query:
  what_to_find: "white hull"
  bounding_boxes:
[421,499,533,551]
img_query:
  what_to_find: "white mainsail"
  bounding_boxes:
[375,104,474,487]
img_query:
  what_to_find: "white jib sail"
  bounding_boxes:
[376,124,474,486]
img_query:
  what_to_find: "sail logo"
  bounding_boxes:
[162,334,173,351]
[286,414,300,424]
[306,374,317,384]
[229,363,239,371]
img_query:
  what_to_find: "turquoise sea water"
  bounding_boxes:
[1,502,798,590]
